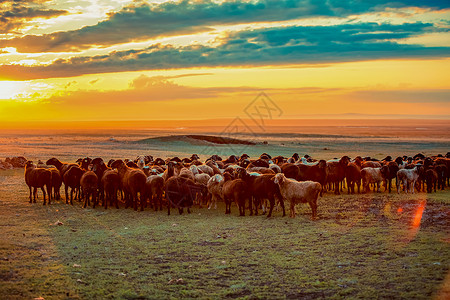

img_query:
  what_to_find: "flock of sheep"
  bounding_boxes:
[24,151,450,218]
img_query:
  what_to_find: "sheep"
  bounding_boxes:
[111,160,147,211]
[63,165,84,205]
[380,161,399,193]
[46,157,78,184]
[361,167,384,193]
[80,171,98,208]
[24,161,52,205]
[345,158,362,194]
[194,173,211,206]
[297,160,328,196]
[165,176,203,215]
[162,161,177,182]
[326,156,350,195]
[237,168,285,217]
[269,164,282,173]
[273,173,321,220]
[135,156,146,169]
[362,161,382,168]
[425,169,438,193]
[207,174,224,210]
[222,172,250,216]
[101,169,121,209]
[178,167,195,181]
[397,166,421,193]
[145,175,165,211]
[206,160,222,175]
[197,164,214,176]
[49,168,62,200]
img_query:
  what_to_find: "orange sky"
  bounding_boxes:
[0,1,449,126]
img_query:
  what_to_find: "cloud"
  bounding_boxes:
[1,0,449,52]
[34,74,259,106]
[350,89,450,103]
[0,0,68,34]
[1,22,448,80]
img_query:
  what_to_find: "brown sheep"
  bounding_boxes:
[326,156,350,195]
[425,169,438,193]
[49,167,62,200]
[222,172,250,216]
[46,157,78,184]
[165,176,203,215]
[80,171,98,208]
[63,165,84,205]
[273,173,321,220]
[145,175,165,211]
[297,160,328,196]
[380,161,399,193]
[101,169,121,209]
[111,160,147,211]
[24,161,52,205]
[345,157,362,194]
[237,168,285,217]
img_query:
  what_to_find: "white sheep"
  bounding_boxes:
[273,173,321,219]
[197,164,215,176]
[397,166,420,193]
[206,174,224,210]
[361,167,384,193]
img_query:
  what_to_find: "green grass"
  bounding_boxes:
[1,169,449,299]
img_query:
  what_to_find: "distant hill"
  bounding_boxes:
[135,135,256,145]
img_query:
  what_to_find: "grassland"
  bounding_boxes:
[1,168,449,299]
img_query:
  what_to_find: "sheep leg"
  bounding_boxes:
[70,188,74,205]
[33,187,37,203]
[65,186,69,204]
[310,201,317,220]
[266,197,275,218]
[29,186,32,203]
[41,187,47,205]
[290,202,296,218]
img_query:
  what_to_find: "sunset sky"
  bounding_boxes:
[0,0,449,124]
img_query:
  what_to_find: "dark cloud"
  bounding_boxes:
[0,0,68,33]
[1,0,448,52]
[1,22,448,80]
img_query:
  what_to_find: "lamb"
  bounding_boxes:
[273,173,321,219]
[111,160,147,211]
[207,174,224,210]
[24,161,52,205]
[396,166,421,193]
[361,167,384,193]
[80,171,98,208]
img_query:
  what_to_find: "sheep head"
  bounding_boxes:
[274,173,285,185]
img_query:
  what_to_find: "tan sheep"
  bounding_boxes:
[274,173,321,220]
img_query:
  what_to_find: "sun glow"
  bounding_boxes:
[0,81,25,100]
